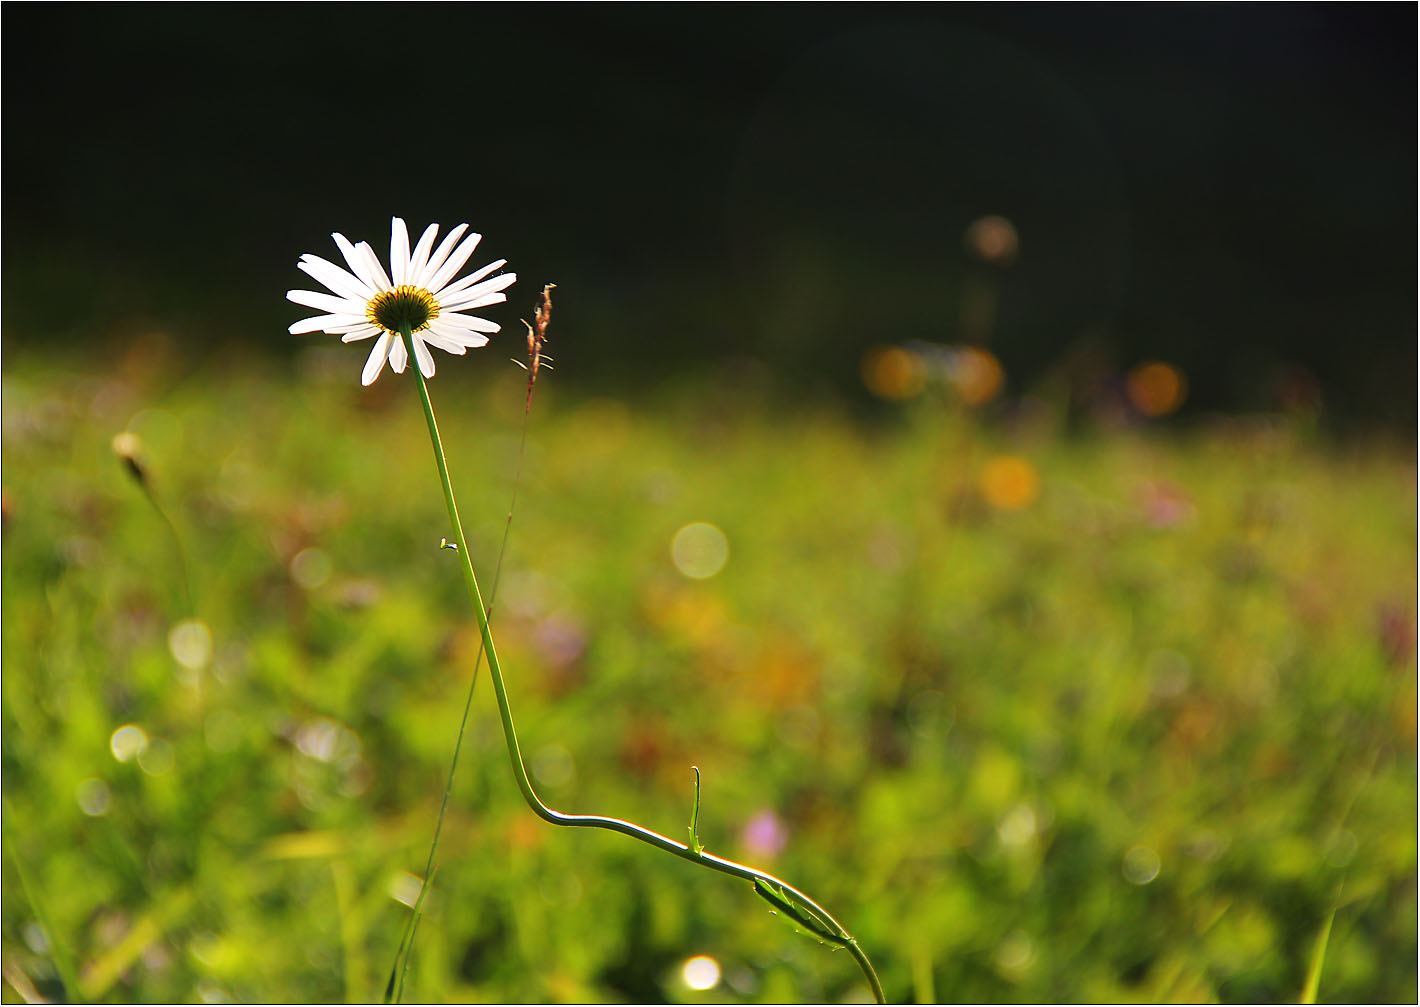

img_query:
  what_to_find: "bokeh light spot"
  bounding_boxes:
[293,717,360,765]
[672,522,729,580]
[290,547,332,589]
[110,724,149,762]
[964,214,1020,267]
[951,346,1005,406]
[862,346,927,400]
[139,737,175,776]
[1123,844,1162,885]
[1126,361,1187,417]
[997,803,1038,848]
[980,456,1039,510]
[994,930,1034,974]
[168,619,213,670]
[77,778,111,816]
[681,955,722,991]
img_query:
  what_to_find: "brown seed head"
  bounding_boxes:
[520,284,555,411]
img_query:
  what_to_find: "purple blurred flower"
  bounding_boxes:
[533,614,587,668]
[1139,479,1196,529]
[740,809,788,859]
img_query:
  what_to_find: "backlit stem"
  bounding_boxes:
[403,328,885,1004]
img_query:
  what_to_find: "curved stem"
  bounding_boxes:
[390,337,535,1002]
[404,333,885,1004]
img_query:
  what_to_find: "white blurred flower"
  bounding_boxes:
[288,217,515,385]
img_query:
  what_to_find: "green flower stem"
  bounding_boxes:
[401,328,885,1005]
[119,452,196,617]
[142,483,196,617]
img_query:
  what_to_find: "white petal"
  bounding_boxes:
[340,325,382,343]
[438,273,516,307]
[362,332,393,386]
[434,260,509,299]
[298,254,375,303]
[288,312,366,335]
[288,316,323,335]
[416,224,469,289]
[389,337,408,373]
[412,334,436,378]
[424,231,484,293]
[419,330,469,355]
[437,311,501,334]
[440,291,507,313]
[356,241,393,291]
[408,223,439,282]
[428,319,491,348]
[288,289,366,315]
[333,232,382,293]
[390,217,410,286]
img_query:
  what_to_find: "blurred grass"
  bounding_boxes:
[1,349,1415,1004]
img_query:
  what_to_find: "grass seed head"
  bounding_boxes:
[112,431,149,486]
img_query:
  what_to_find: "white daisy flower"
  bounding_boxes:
[287,217,516,386]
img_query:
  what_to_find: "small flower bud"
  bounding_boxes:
[111,432,148,486]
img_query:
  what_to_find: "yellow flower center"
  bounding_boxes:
[367,285,439,334]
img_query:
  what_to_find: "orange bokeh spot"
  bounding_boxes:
[862,346,927,400]
[1126,361,1188,417]
[964,215,1019,267]
[980,455,1039,510]
[953,346,1005,407]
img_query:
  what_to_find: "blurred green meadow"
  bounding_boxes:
[1,345,1414,1004]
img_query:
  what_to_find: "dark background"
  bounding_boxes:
[4,4,1414,427]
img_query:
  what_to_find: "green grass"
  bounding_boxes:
[2,353,1415,1003]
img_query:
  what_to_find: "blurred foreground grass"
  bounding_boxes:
[2,352,1415,1003]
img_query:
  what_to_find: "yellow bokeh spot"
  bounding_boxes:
[671,522,729,580]
[953,346,1005,407]
[862,346,927,400]
[1126,361,1188,417]
[980,455,1039,510]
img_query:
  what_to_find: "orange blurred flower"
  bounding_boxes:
[980,455,1039,510]
[951,346,1005,407]
[862,345,927,400]
[1126,361,1188,417]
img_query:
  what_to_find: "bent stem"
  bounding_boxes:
[402,329,885,1004]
